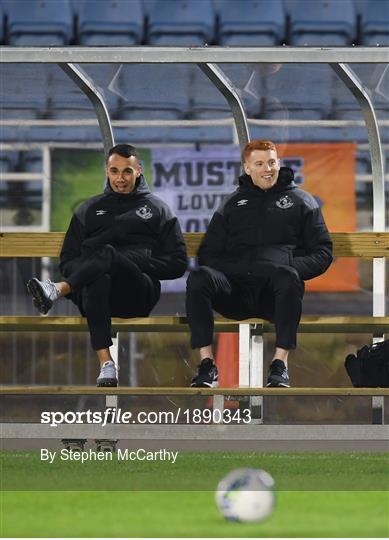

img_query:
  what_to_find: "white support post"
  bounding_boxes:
[239,324,251,387]
[250,333,264,387]
[106,333,119,409]
[250,332,264,424]
[373,257,386,318]
[239,324,264,423]
[212,394,225,424]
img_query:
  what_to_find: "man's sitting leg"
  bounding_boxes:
[83,274,119,387]
[186,266,236,388]
[265,266,303,388]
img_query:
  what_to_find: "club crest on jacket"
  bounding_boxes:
[136,205,153,220]
[275,195,294,209]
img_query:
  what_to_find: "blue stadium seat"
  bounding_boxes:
[189,66,233,119]
[0,159,10,173]
[262,65,333,120]
[285,0,356,46]
[142,0,157,15]
[356,151,371,175]
[218,0,285,46]
[41,64,120,119]
[331,64,389,120]
[7,0,73,46]
[0,65,47,118]
[359,0,389,45]
[21,151,43,173]
[118,64,190,119]
[69,0,84,16]
[0,151,18,173]
[78,0,143,45]
[0,3,4,43]
[148,0,214,45]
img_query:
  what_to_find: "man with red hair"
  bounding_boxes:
[187,140,333,387]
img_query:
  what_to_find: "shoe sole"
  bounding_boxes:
[96,379,118,387]
[27,278,52,315]
[190,381,219,388]
[266,382,290,388]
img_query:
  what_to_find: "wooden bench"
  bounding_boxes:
[0,230,388,440]
[1,231,388,378]
[1,231,389,258]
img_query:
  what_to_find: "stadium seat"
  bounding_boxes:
[40,63,120,119]
[285,0,356,46]
[69,0,84,17]
[331,64,389,120]
[148,0,215,45]
[188,66,233,119]
[218,0,285,46]
[7,0,73,46]
[78,0,143,46]
[0,3,4,44]
[359,0,389,45]
[356,151,371,175]
[142,0,157,15]
[118,64,190,119]
[0,65,47,118]
[262,65,333,120]
[0,151,18,173]
[21,151,43,173]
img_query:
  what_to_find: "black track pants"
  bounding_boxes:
[186,264,304,350]
[64,244,160,350]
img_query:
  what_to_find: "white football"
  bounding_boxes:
[215,468,275,523]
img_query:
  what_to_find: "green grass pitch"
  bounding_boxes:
[1,451,388,537]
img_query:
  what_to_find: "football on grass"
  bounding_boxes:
[215,468,275,523]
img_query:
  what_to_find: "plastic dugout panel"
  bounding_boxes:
[261,64,333,120]
[331,64,389,120]
[118,64,191,119]
[0,64,48,118]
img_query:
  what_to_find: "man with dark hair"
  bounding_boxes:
[187,140,333,388]
[27,144,187,386]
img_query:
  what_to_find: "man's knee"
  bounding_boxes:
[186,266,214,294]
[272,266,303,291]
[86,273,111,297]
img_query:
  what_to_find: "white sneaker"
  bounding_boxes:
[96,361,118,387]
[27,277,60,314]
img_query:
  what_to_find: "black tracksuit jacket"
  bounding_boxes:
[59,175,188,286]
[198,167,333,281]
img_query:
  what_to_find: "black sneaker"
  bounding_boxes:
[191,358,218,388]
[266,359,290,387]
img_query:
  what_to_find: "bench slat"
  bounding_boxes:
[0,315,388,333]
[1,385,388,396]
[0,316,263,333]
[1,232,389,258]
